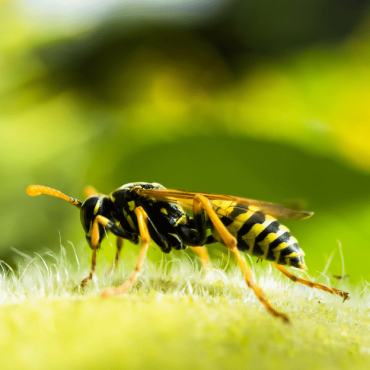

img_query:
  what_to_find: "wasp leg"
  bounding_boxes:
[102,207,151,298]
[81,247,97,288]
[190,246,212,269]
[145,218,172,253]
[83,187,125,272]
[114,237,124,269]
[107,237,124,275]
[81,216,138,287]
[81,214,101,288]
[192,194,289,323]
[274,264,350,302]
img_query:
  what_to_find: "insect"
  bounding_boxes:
[26,182,349,323]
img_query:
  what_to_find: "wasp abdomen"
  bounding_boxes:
[213,203,306,270]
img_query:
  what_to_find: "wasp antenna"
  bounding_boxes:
[26,185,82,209]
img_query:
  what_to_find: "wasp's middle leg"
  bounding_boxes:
[102,207,151,298]
[106,237,125,275]
[191,194,289,323]
[114,237,124,268]
[190,246,212,269]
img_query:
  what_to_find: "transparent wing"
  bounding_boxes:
[137,188,313,220]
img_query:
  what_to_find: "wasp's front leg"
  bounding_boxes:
[81,216,138,288]
[81,216,101,288]
[102,207,151,298]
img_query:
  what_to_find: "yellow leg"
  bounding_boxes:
[81,214,105,287]
[106,237,124,275]
[84,186,124,273]
[81,247,97,287]
[193,194,289,323]
[274,264,349,302]
[190,246,211,269]
[102,207,151,298]
[114,237,124,267]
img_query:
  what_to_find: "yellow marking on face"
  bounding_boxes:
[93,198,102,215]
[128,201,135,211]
[161,208,168,215]
[174,214,187,226]
[123,208,128,218]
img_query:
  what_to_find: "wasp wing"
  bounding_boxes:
[138,188,313,220]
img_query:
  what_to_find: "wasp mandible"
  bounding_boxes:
[27,182,349,323]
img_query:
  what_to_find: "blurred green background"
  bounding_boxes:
[2,0,370,283]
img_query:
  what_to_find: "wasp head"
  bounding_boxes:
[80,196,113,249]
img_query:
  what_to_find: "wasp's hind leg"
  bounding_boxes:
[102,207,151,298]
[274,264,349,302]
[191,194,289,323]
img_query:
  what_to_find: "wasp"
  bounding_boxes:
[26,182,349,323]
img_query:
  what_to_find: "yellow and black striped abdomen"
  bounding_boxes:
[211,201,307,270]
